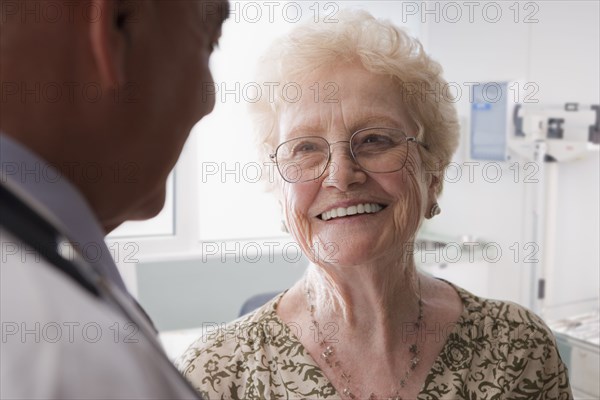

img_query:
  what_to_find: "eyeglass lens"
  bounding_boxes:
[275,128,410,183]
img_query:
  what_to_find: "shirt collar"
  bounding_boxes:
[0,133,128,292]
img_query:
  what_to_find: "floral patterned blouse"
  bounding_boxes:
[177,284,572,399]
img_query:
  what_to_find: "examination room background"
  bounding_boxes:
[105,3,599,393]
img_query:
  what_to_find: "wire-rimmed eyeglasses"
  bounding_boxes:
[269,127,428,183]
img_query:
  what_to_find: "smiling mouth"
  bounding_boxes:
[319,203,387,221]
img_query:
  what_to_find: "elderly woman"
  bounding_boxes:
[178,10,571,400]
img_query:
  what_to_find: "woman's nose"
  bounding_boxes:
[322,142,367,190]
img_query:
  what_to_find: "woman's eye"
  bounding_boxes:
[293,142,318,153]
[362,134,392,145]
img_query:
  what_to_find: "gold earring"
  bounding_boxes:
[429,203,441,218]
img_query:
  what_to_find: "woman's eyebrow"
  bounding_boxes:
[284,116,407,139]
[284,125,323,139]
[351,115,405,129]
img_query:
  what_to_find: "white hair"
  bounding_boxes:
[250,9,460,196]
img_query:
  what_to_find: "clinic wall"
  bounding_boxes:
[137,253,307,331]
[135,1,599,330]
[422,1,600,313]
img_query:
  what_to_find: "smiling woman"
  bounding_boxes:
[177,9,572,400]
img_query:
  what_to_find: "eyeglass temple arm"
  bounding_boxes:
[407,137,429,151]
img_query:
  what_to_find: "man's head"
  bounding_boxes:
[0,0,229,231]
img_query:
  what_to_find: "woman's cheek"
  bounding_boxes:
[281,183,317,261]
[386,164,425,252]
[392,173,422,243]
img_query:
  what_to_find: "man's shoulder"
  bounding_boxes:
[0,229,198,399]
[1,228,106,318]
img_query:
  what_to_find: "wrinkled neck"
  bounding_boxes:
[304,257,421,333]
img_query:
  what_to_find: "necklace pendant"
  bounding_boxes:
[410,358,419,370]
[321,345,334,361]
[343,387,355,399]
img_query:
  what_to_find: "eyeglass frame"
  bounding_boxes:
[269,127,429,183]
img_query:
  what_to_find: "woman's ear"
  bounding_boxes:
[89,0,136,86]
[424,172,441,219]
[428,173,440,196]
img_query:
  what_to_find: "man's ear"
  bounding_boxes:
[89,0,133,86]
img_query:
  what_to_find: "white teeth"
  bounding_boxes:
[320,203,384,221]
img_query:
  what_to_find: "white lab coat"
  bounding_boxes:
[0,229,199,399]
[0,134,200,399]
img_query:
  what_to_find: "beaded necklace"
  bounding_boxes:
[304,279,423,400]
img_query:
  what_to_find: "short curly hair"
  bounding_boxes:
[250,9,460,197]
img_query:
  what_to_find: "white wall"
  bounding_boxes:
[421,0,599,314]
[135,1,599,329]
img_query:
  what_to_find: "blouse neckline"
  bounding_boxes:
[256,279,481,398]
